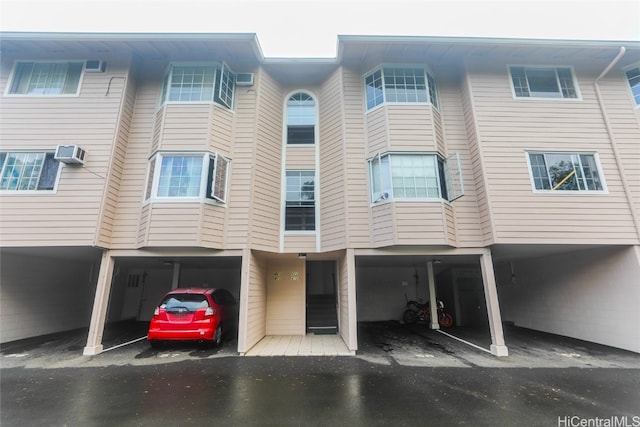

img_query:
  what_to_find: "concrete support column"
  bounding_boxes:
[171,262,181,290]
[237,248,251,355]
[479,250,509,357]
[83,250,115,356]
[427,260,439,330]
[345,248,358,352]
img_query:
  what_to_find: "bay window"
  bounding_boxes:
[160,63,235,108]
[364,67,439,110]
[145,152,229,202]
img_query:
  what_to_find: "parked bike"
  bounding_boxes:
[403,299,453,327]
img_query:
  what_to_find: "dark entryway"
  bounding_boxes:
[306,261,338,334]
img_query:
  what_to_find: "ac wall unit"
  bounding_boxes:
[54,145,86,165]
[85,60,106,73]
[235,73,254,86]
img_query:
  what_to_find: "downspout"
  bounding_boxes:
[593,47,640,240]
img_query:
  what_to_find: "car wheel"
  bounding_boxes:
[213,325,223,346]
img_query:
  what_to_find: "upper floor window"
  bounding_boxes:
[159,63,235,109]
[7,61,83,96]
[145,152,229,202]
[509,66,578,99]
[285,170,315,231]
[0,151,60,191]
[625,66,640,106]
[369,152,463,203]
[287,93,316,144]
[527,152,604,192]
[364,67,439,110]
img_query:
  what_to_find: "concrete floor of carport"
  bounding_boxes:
[1,320,639,369]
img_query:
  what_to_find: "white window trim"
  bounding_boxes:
[368,151,463,205]
[507,64,582,101]
[284,90,319,145]
[4,60,86,97]
[525,150,608,194]
[623,63,640,109]
[158,61,235,109]
[143,151,230,205]
[0,150,61,194]
[282,169,318,235]
[363,64,440,111]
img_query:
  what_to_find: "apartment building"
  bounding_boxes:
[1,32,638,356]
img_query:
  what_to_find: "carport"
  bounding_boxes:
[354,248,508,357]
[83,248,243,355]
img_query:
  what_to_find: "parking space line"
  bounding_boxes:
[436,330,493,355]
[101,336,148,353]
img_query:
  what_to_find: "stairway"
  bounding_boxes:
[306,294,338,335]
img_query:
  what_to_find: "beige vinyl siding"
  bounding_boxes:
[144,204,202,246]
[248,70,284,251]
[338,249,357,351]
[111,76,160,249]
[157,104,211,150]
[461,68,495,245]
[285,145,316,169]
[209,106,234,155]
[199,204,226,248]
[386,105,438,152]
[439,74,484,247]
[342,68,372,247]
[394,202,448,244]
[0,55,132,247]
[467,58,638,244]
[266,258,306,335]
[319,68,348,250]
[225,71,260,248]
[371,203,395,247]
[365,106,389,156]
[241,251,268,352]
[283,234,317,252]
[95,65,136,247]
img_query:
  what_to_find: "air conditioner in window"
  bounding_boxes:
[85,60,106,73]
[235,73,254,86]
[55,145,86,165]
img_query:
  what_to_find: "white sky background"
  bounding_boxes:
[1,0,639,57]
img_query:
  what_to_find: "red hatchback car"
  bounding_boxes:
[147,288,237,348]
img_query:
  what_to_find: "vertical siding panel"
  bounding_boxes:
[244,251,267,351]
[249,70,284,251]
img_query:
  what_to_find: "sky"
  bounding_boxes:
[1,0,639,57]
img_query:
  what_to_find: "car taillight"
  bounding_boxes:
[205,307,215,316]
[153,307,160,316]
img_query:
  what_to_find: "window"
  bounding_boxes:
[160,63,235,108]
[285,170,315,231]
[509,66,578,99]
[7,61,83,95]
[625,66,640,106]
[0,151,60,191]
[364,67,439,110]
[527,152,604,191]
[145,152,229,202]
[369,153,463,203]
[287,93,316,144]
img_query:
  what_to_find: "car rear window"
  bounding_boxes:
[160,294,210,312]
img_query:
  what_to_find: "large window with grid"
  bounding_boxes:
[285,170,316,231]
[625,66,640,106]
[160,63,236,108]
[0,151,60,191]
[7,61,83,95]
[364,67,439,110]
[145,152,229,202]
[527,152,604,192]
[369,153,463,203]
[287,93,316,144]
[509,66,578,99]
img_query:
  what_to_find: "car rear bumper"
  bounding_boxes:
[148,327,215,341]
